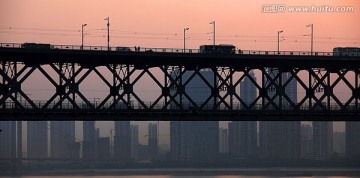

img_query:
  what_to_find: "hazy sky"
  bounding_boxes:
[1,0,359,145]
[1,0,359,50]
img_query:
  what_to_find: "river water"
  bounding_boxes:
[0,176,357,178]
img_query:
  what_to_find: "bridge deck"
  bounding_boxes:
[1,45,360,70]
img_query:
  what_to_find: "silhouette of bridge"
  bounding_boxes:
[1,43,360,121]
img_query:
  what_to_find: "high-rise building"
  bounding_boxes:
[229,121,257,159]
[260,121,301,160]
[130,124,139,161]
[193,121,219,161]
[219,128,228,153]
[170,121,193,161]
[301,124,313,159]
[228,71,257,159]
[333,131,345,157]
[312,121,333,160]
[259,71,301,160]
[346,121,360,158]
[0,121,16,159]
[68,141,81,159]
[170,69,219,162]
[148,123,158,160]
[27,121,48,158]
[96,137,110,160]
[50,121,76,159]
[114,121,131,161]
[83,121,96,160]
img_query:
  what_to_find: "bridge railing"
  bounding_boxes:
[240,50,334,56]
[0,43,22,48]
[1,43,336,56]
[1,100,358,112]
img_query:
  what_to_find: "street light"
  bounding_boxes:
[306,24,313,55]
[210,21,216,48]
[183,28,189,52]
[81,24,87,50]
[277,30,283,54]
[104,17,110,51]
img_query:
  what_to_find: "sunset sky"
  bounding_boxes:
[0,0,359,144]
[1,0,359,51]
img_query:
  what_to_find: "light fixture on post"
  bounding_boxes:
[183,27,189,52]
[306,24,313,55]
[104,17,110,51]
[277,30,283,54]
[81,24,87,50]
[210,21,216,49]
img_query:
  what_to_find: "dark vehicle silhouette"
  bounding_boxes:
[200,44,236,54]
[116,46,132,52]
[21,43,52,49]
[333,47,360,56]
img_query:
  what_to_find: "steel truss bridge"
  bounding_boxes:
[1,43,360,121]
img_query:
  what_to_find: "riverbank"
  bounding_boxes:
[19,168,360,177]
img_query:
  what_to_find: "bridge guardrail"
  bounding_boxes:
[1,43,337,56]
[1,100,358,111]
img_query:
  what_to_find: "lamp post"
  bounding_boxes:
[81,24,87,50]
[183,28,189,52]
[277,30,283,54]
[306,24,313,55]
[210,21,216,49]
[104,17,110,51]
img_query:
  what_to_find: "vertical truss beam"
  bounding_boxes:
[262,67,281,110]
[163,66,183,110]
[0,61,37,109]
[106,64,134,109]
[214,67,234,110]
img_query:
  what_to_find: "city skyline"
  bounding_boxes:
[0,118,351,161]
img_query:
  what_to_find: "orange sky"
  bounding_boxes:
[1,0,358,143]
[1,0,359,51]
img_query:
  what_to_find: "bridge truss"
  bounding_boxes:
[0,48,360,121]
